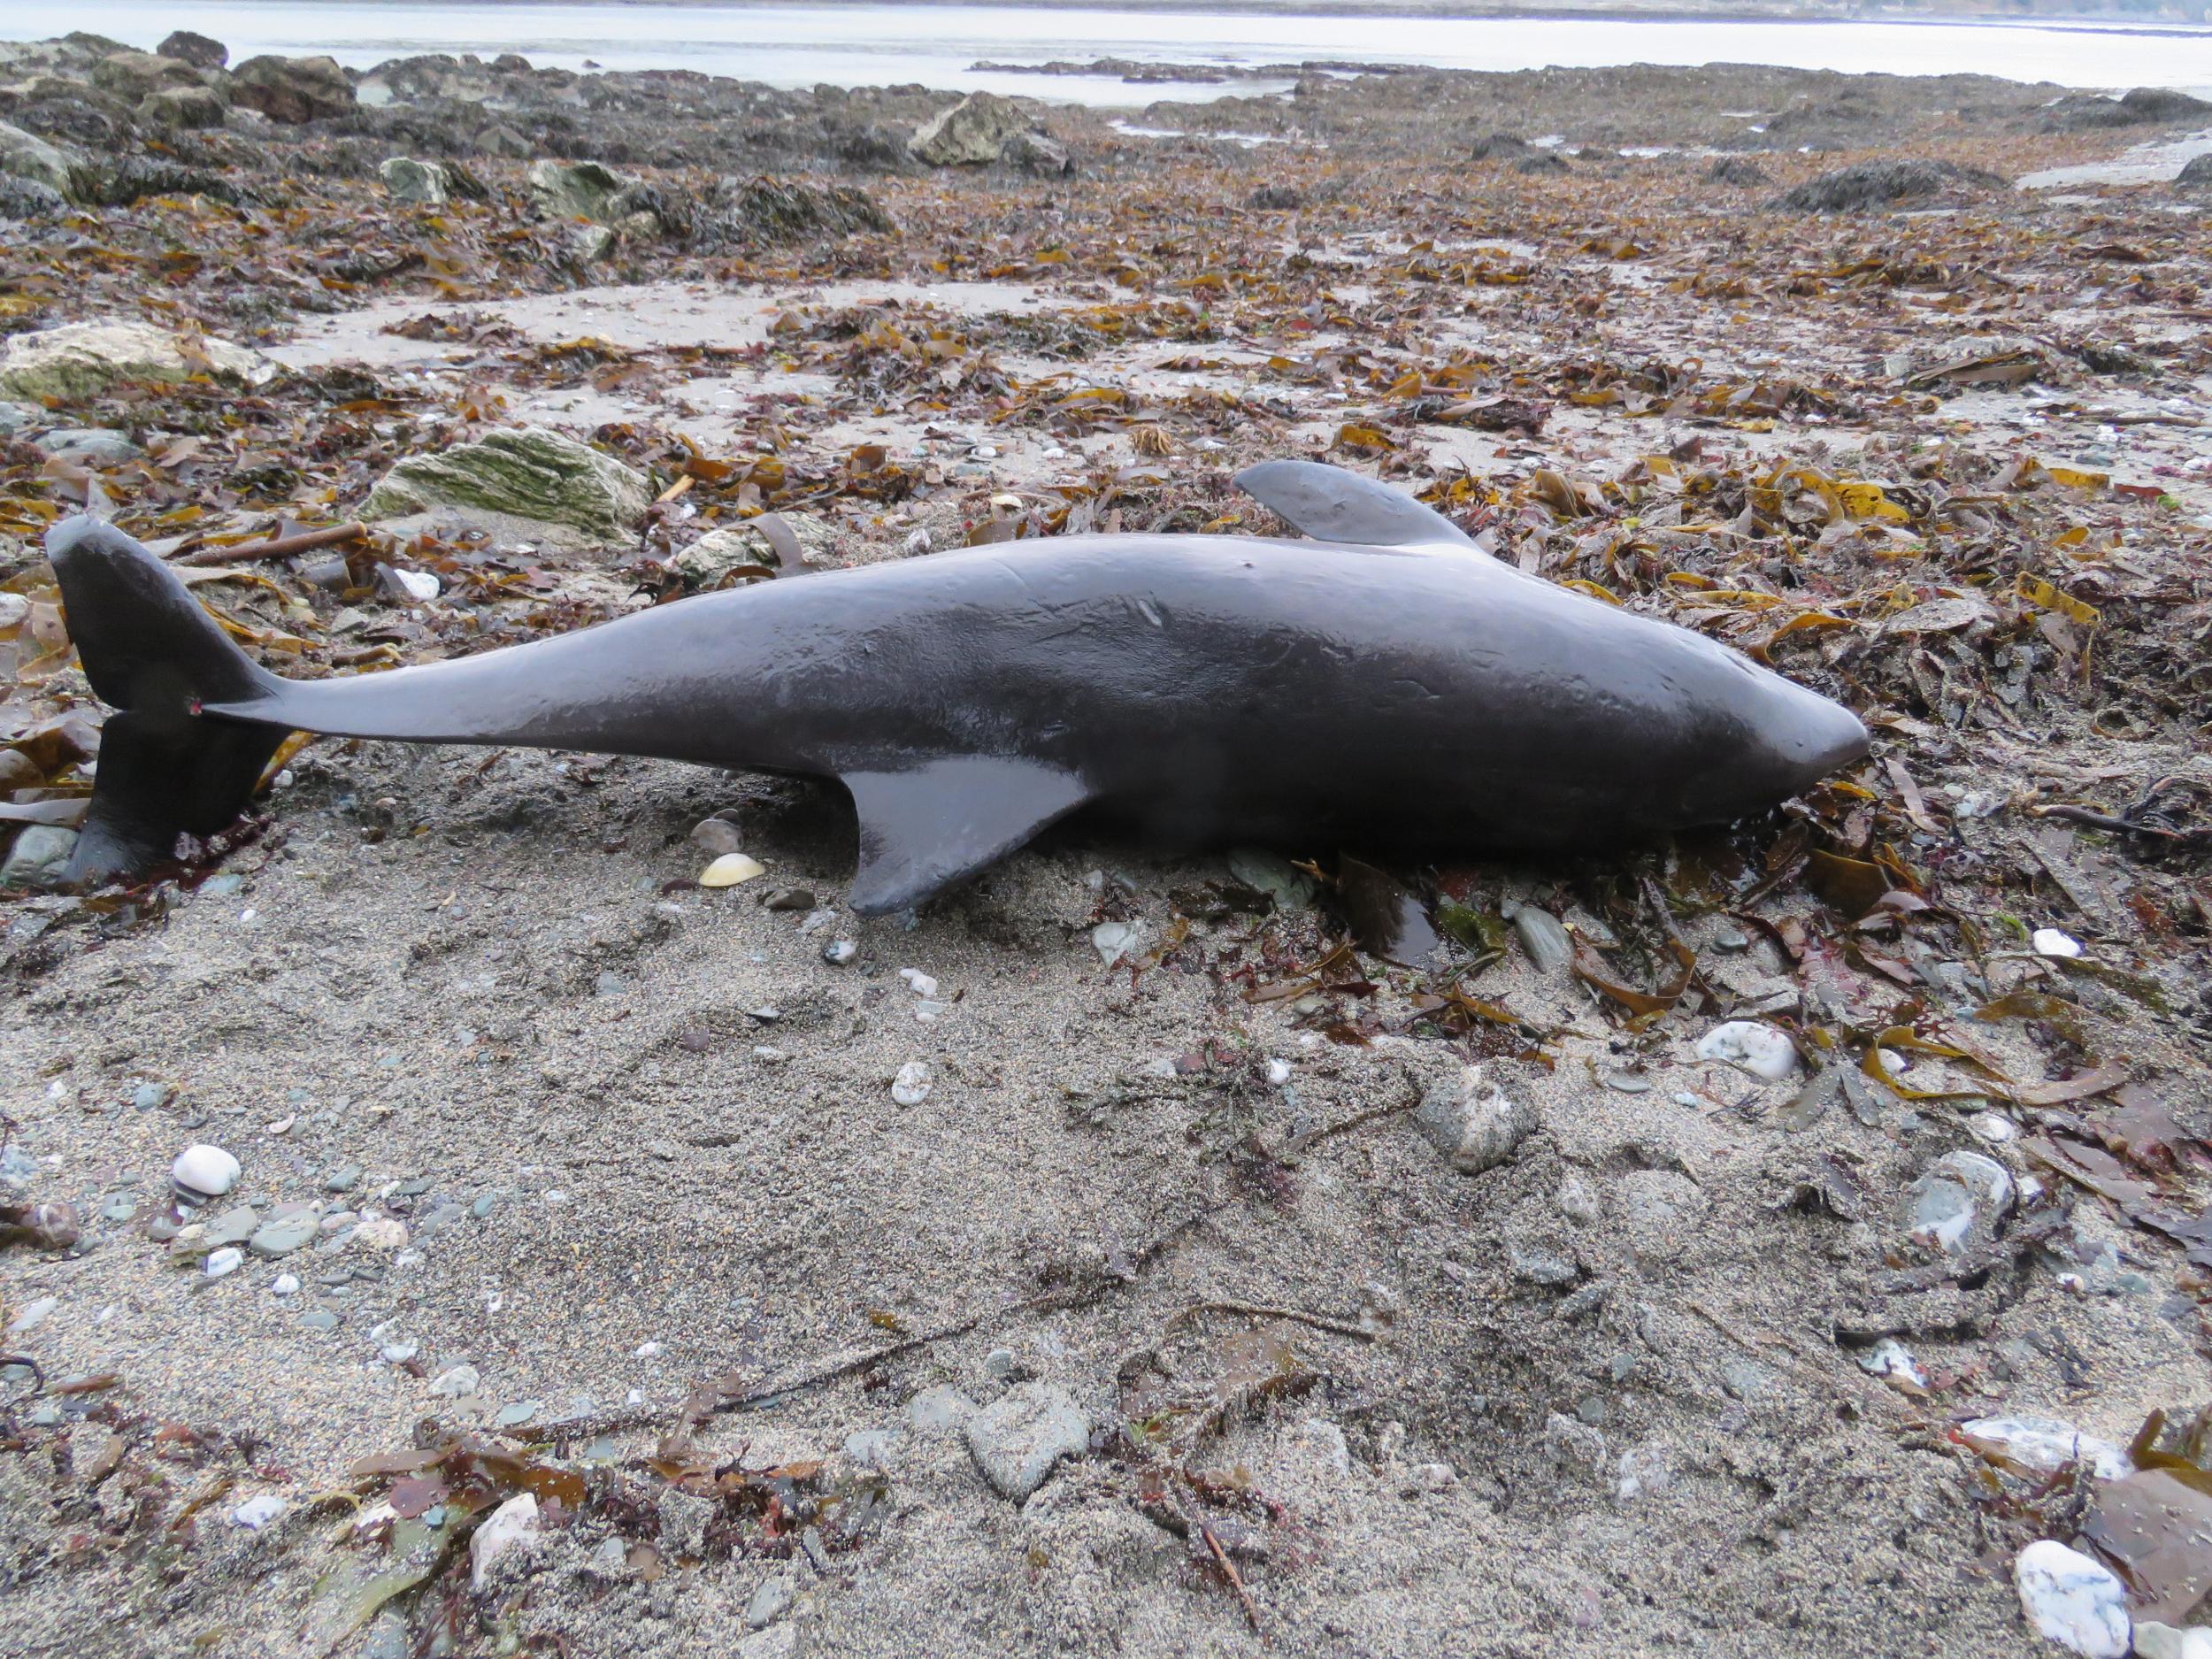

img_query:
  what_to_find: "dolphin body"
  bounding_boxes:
[41,461,1868,910]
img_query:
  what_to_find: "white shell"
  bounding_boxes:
[172,1143,242,1201]
[1695,1021,1800,1082]
[2014,1540,2129,1658]
[699,852,765,887]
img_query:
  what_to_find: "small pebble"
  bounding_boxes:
[271,1274,301,1296]
[2032,927,2085,959]
[690,818,744,856]
[1695,1021,1799,1082]
[205,1247,244,1279]
[172,1143,241,1202]
[471,1493,541,1589]
[822,938,857,965]
[2014,1539,2129,1657]
[891,1062,931,1107]
[230,1494,288,1531]
[429,1363,480,1397]
[899,968,939,997]
[1266,1058,1292,1086]
[1091,920,1141,966]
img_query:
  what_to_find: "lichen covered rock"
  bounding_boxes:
[0,319,276,401]
[909,93,1045,167]
[362,427,652,544]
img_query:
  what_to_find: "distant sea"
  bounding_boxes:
[13,1,2209,104]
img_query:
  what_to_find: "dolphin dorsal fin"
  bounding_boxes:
[841,755,1092,915]
[1234,460,1486,554]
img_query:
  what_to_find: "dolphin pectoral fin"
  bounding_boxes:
[841,755,1093,916]
[1233,459,1486,554]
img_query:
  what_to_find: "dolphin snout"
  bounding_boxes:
[1773,687,1870,787]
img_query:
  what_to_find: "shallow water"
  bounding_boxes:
[8,0,2209,105]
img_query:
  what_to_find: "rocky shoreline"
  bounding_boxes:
[3,27,2212,1659]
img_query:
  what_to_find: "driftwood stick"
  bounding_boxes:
[175,522,371,566]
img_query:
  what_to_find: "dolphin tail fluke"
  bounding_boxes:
[44,517,291,884]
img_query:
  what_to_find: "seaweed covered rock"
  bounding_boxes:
[90,50,206,105]
[0,319,276,400]
[379,156,488,205]
[909,92,1052,167]
[157,30,227,71]
[2178,152,2212,188]
[230,54,356,125]
[0,119,80,201]
[138,84,227,130]
[526,158,675,235]
[361,427,651,544]
[0,174,65,219]
[1708,156,1769,188]
[2046,86,2212,132]
[713,176,891,244]
[1768,159,2009,212]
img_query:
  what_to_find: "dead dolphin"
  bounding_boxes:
[42,461,1868,910]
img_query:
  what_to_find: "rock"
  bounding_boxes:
[2134,1624,2212,1659]
[172,1143,241,1202]
[471,1492,541,1589]
[1415,1064,1532,1174]
[158,31,230,71]
[909,93,1045,166]
[7,1296,56,1333]
[1904,1150,2014,1256]
[672,516,835,588]
[249,1214,317,1258]
[2014,1540,2129,1657]
[271,1273,299,1295]
[689,818,744,856]
[717,177,891,246]
[842,1426,902,1469]
[0,175,65,219]
[1509,1243,1579,1286]
[1696,1020,1799,1082]
[353,1215,410,1251]
[230,55,356,125]
[230,1493,288,1529]
[1770,159,2009,213]
[908,1384,978,1433]
[0,119,79,201]
[1471,132,1529,159]
[203,1204,261,1248]
[1556,1173,1601,1225]
[1003,130,1071,174]
[1543,1410,1608,1476]
[0,319,275,402]
[964,1381,1089,1500]
[379,157,449,204]
[1505,902,1573,973]
[35,427,140,465]
[429,1363,480,1397]
[1708,156,1770,187]
[745,1572,795,1629]
[136,84,227,130]
[2032,927,2084,958]
[891,1062,931,1107]
[205,1246,244,1279]
[527,158,664,230]
[2180,154,2212,188]
[2,825,78,887]
[361,427,651,545]
[737,1627,798,1659]
[91,50,204,105]
[1957,1416,2131,1482]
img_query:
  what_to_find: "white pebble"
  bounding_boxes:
[1092,920,1141,966]
[899,968,939,998]
[429,1363,480,1397]
[391,568,440,602]
[8,1296,58,1333]
[2014,1540,2129,1657]
[230,1494,288,1530]
[635,1340,663,1358]
[1855,1338,1924,1386]
[172,1143,241,1202]
[1695,1021,1799,1082]
[2032,927,2085,958]
[471,1493,541,1589]
[2134,1623,2212,1659]
[270,1274,300,1296]
[205,1247,243,1279]
[381,1341,419,1363]
[1266,1058,1292,1086]
[891,1062,931,1107]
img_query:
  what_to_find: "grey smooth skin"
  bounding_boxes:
[42,461,1870,910]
